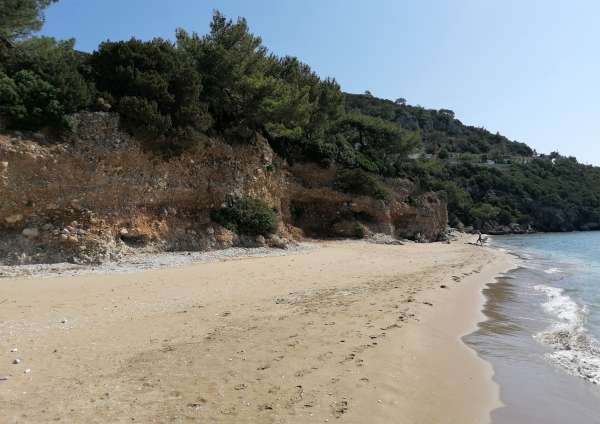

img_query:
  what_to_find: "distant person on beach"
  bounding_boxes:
[476,230,484,246]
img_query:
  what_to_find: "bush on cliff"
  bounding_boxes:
[335,113,420,173]
[0,37,92,129]
[333,169,390,200]
[90,37,212,153]
[211,197,277,236]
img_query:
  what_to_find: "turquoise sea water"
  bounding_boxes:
[494,232,600,383]
[466,232,600,423]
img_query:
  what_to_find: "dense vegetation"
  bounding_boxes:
[0,0,57,45]
[333,168,390,201]
[1,2,600,233]
[211,197,277,236]
[345,94,533,159]
[347,94,600,232]
[398,156,600,232]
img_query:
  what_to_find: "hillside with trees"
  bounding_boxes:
[344,94,600,232]
[344,93,534,160]
[1,3,600,234]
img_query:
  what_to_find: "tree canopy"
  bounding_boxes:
[90,37,211,153]
[0,0,57,45]
[1,9,600,233]
[0,37,91,128]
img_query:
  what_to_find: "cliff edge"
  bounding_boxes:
[0,113,447,265]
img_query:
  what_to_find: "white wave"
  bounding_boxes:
[544,267,563,274]
[534,284,600,385]
[534,285,581,328]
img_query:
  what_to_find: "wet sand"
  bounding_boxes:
[1,238,512,423]
[466,271,600,423]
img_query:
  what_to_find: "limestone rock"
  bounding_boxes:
[22,228,39,238]
[214,227,237,248]
[267,235,288,249]
[255,235,266,246]
[60,235,79,245]
[332,220,368,239]
[5,214,23,224]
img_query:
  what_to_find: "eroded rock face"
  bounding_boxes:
[289,187,446,242]
[0,114,290,265]
[0,112,448,265]
[287,165,447,242]
[391,193,448,242]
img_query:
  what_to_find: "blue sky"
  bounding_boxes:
[40,0,600,164]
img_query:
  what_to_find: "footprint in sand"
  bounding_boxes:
[380,323,400,330]
[341,353,356,363]
[333,399,349,417]
[187,398,207,409]
[287,340,300,348]
[294,368,313,377]
[318,351,334,361]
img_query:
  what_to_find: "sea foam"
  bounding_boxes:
[534,284,600,385]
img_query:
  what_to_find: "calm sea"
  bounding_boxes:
[465,232,600,423]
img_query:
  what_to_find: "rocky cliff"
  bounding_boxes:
[0,113,448,265]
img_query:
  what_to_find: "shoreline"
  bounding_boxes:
[392,242,515,423]
[471,234,600,423]
[0,236,514,423]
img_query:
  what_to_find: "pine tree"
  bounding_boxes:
[0,0,57,46]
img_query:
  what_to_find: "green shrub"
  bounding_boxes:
[470,202,500,226]
[90,37,211,152]
[0,37,92,129]
[334,168,390,200]
[211,197,277,236]
[117,96,172,140]
[0,70,64,128]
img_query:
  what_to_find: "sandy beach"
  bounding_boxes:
[0,238,514,423]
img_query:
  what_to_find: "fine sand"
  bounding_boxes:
[0,237,514,423]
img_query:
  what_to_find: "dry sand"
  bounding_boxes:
[0,237,514,423]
